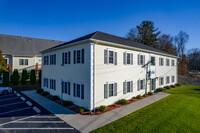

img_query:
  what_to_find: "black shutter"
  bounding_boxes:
[62,53,64,65]
[104,84,108,98]
[73,83,76,97]
[131,53,133,65]
[47,56,49,65]
[104,49,108,64]
[114,52,117,65]
[74,51,76,64]
[69,52,71,64]
[54,54,56,65]
[81,49,84,64]
[68,82,70,95]
[123,82,126,94]
[81,84,84,99]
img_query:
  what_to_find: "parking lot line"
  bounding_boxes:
[0,97,19,102]
[0,114,40,126]
[0,93,16,98]
[0,107,31,116]
[0,101,25,107]
[32,116,57,118]
[14,121,65,123]
[0,127,74,130]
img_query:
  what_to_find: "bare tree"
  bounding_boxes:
[175,31,189,59]
[187,48,200,72]
[125,28,139,42]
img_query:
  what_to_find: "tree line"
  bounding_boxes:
[126,21,199,75]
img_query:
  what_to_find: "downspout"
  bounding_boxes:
[93,41,96,112]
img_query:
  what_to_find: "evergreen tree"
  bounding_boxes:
[21,69,28,85]
[30,69,36,84]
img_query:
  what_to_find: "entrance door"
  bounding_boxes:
[150,78,156,91]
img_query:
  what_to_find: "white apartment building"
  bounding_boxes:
[41,31,178,111]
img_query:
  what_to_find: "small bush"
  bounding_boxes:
[98,105,107,111]
[157,88,163,92]
[63,101,73,106]
[37,88,43,93]
[163,88,166,91]
[21,69,28,85]
[136,95,142,99]
[170,85,175,88]
[164,86,170,89]
[30,69,36,84]
[148,92,153,95]
[52,95,59,101]
[119,99,128,105]
[42,91,49,96]
[175,83,181,87]
[79,107,84,114]
[143,94,147,97]
[2,70,9,86]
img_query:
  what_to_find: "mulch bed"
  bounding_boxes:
[38,91,153,115]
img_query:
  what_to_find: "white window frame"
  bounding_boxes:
[63,51,70,65]
[171,59,175,66]
[138,54,145,65]
[19,59,28,66]
[50,79,56,90]
[160,77,164,85]
[4,58,9,64]
[74,48,84,64]
[124,52,132,65]
[108,49,115,65]
[166,76,170,84]
[44,55,48,65]
[50,54,56,65]
[43,78,48,88]
[62,80,70,94]
[74,82,83,99]
[171,75,175,83]
[107,82,117,98]
[159,57,164,66]
[150,56,156,66]
[138,79,145,90]
[166,59,170,66]
[125,80,132,93]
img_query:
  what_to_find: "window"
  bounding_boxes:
[50,54,56,65]
[73,83,84,99]
[124,52,133,65]
[43,78,48,88]
[74,49,84,64]
[159,58,164,66]
[44,55,49,65]
[172,59,175,66]
[151,56,155,66]
[138,54,145,65]
[138,79,145,90]
[62,51,71,65]
[104,82,117,98]
[159,77,164,85]
[62,81,70,95]
[166,76,170,84]
[50,79,56,90]
[172,76,175,83]
[166,59,170,66]
[123,80,133,94]
[19,59,28,65]
[104,49,117,65]
[4,58,8,64]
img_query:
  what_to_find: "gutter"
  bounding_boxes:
[90,39,179,58]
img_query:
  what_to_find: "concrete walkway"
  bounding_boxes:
[23,91,170,133]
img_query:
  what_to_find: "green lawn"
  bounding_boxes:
[92,85,200,133]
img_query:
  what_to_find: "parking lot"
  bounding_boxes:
[0,91,79,133]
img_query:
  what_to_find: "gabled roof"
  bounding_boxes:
[42,31,176,57]
[0,34,65,56]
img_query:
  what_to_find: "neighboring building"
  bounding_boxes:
[41,31,178,111]
[0,34,64,74]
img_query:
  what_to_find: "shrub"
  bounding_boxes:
[11,69,20,85]
[164,86,170,89]
[30,69,36,84]
[79,107,84,114]
[131,98,135,101]
[36,88,43,93]
[52,95,59,101]
[21,69,28,85]
[136,95,142,99]
[63,101,73,106]
[157,88,163,92]
[170,85,175,88]
[119,99,128,105]
[98,105,107,111]
[175,83,181,87]
[2,70,9,86]
[163,88,166,91]
[148,92,153,95]
[143,94,147,97]
[42,91,50,96]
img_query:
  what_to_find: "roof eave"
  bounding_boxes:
[90,38,179,58]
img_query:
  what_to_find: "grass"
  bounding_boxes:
[92,85,200,133]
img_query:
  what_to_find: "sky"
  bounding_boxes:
[0,0,199,50]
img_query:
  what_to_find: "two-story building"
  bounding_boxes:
[41,31,178,111]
